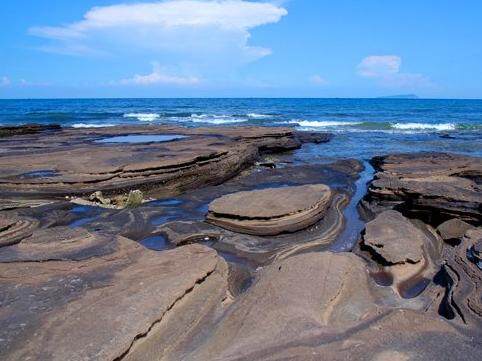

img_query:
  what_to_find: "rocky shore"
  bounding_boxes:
[0,125,481,360]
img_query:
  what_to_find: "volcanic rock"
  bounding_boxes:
[206,184,332,235]
[361,152,482,225]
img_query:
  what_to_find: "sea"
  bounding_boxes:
[1,98,481,159]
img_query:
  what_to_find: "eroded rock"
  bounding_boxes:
[361,152,482,225]
[181,252,382,360]
[363,210,426,264]
[437,218,475,245]
[0,213,39,247]
[0,231,228,361]
[0,126,327,199]
[206,184,332,235]
[359,210,441,298]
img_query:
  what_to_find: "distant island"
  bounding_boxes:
[378,94,419,99]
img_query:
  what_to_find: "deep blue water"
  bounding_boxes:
[1,98,481,158]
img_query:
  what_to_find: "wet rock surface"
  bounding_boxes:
[0,124,61,138]
[361,152,482,224]
[1,128,481,360]
[206,184,332,235]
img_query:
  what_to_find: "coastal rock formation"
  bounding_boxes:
[0,229,228,361]
[0,125,329,199]
[361,152,482,225]
[437,218,475,244]
[206,184,332,235]
[180,252,381,360]
[363,210,426,264]
[358,210,441,298]
[0,213,39,247]
[180,251,478,361]
[427,227,482,328]
[0,226,118,262]
[0,124,61,138]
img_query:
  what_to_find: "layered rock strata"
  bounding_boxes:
[0,229,228,361]
[206,184,332,235]
[0,126,329,198]
[361,152,482,225]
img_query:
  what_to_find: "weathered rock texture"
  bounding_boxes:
[179,252,477,361]
[427,227,482,329]
[0,229,228,361]
[361,152,482,225]
[0,213,39,247]
[358,210,442,298]
[0,125,329,199]
[437,218,475,244]
[206,184,332,235]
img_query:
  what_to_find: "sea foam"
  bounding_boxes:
[123,113,160,122]
[289,120,362,127]
[392,122,456,131]
[71,123,117,128]
[190,114,247,124]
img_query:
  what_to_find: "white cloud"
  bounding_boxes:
[357,55,433,89]
[357,55,401,77]
[29,0,287,63]
[310,75,328,85]
[0,76,11,87]
[118,62,200,86]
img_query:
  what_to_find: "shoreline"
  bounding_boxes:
[0,124,481,360]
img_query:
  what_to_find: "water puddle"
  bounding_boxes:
[139,234,173,251]
[149,198,184,207]
[330,160,374,252]
[18,170,59,179]
[68,205,101,228]
[95,134,187,144]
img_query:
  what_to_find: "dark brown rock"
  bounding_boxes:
[361,152,482,225]
[0,124,61,138]
[206,184,332,235]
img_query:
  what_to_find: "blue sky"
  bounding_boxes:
[1,0,481,99]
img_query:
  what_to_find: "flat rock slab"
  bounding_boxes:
[362,152,482,225]
[363,210,428,264]
[0,125,328,198]
[0,230,227,361]
[206,184,332,235]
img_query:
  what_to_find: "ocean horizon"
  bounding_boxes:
[2,97,481,158]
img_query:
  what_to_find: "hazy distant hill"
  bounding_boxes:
[378,94,420,99]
